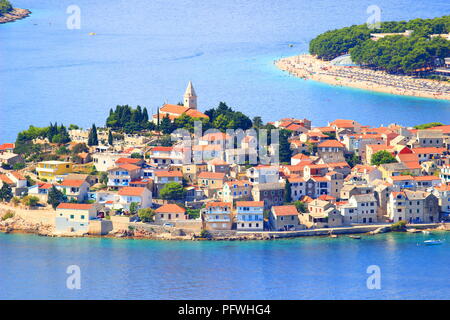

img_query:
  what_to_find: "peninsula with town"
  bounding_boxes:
[276,15,450,100]
[0,82,449,241]
[0,0,30,24]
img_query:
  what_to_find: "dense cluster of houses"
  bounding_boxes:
[1,84,449,235]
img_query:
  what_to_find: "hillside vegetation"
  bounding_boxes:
[309,15,450,75]
[0,0,12,15]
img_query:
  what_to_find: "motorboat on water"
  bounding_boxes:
[424,239,443,245]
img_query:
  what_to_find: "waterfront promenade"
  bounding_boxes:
[275,54,450,100]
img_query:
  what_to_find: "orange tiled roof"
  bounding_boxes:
[151,146,173,152]
[154,170,183,177]
[236,201,264,207]
[59,179,85,187]
[118,187,146,196]
[0,174,14,184]
[57,203,94,210]
[318,140,344,148]
[205,201,232,208]
[272,205,298,216]
[198,171,226,180]
[116,158,142,164]
[412,147,446,154]
[155,203,186,214]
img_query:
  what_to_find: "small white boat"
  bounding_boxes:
[424,240,443,245]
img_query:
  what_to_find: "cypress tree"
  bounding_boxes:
[108,130,113,146]
[88,124,98,146]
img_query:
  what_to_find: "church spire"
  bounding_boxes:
[183,81,197,110]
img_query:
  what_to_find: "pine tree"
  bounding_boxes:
[47,186,67,210]
[160,114,173,134]
[0,183,13,202]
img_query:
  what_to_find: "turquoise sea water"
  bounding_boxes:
[0,232,449,299]
[1,0,450,141]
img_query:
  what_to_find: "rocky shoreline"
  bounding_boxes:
[1,215,446,242]
[0,8,31,24]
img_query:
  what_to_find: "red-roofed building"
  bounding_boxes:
[57,179,89,202]
[412,147,447,163]
[117,186,152,210]
[107,163,142,189]
[317,140,345,163]
[269,205,303,231]
[236,201,264,231]
[203,202,233,230]
[55,203,102,234]
[154,204,188,221]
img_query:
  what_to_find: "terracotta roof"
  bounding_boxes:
[390,175,414,181]
[107,163,141,172]
[225,180,251,187]
[151,146,173,152]
[208,158,228,166]
[115,158,142,164]
[38,183,53,190]
[201,132,231,141]
[0,143,14,151]
[414,176,440,181]
[318,194,336,201]
[10,171,25,180]
[412,147,446,154]
[205,202,232,208]
[160,104,189,114]
[292,153,310,160]
[236,201,264,207]
[118,187,146,196]
[318,140,344,148]
[272,205,298,216]
[57,203,94,210]
[287,176,305,183]
[154,170,183,177]
[330,119,358,128]
[0,174,13,184]
[59,179,85,187]
[185,109,208,119]
[155,203,186,214]
[198,172,226,180]
[435,184,450,191]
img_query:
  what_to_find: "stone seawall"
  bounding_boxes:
[236,223,440,239]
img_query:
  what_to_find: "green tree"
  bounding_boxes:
[160,114,174,134]
[72,143,89,154]
[252,116,263,129]
[138,208,155,222]
[160,182,185,200]
[87,124,98,146]
[22,195,40,207]
[99,172,108,185]
[371,150,397,166]
[294,200,307,213]
[108,130,113,146]
[279,129,293,163]
[0,183,13,202]
[284,181,292,203]
[129,202,139,214]
[47,186,67,210]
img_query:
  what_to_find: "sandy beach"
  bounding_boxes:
[275,54,450,100]
[0,8,30,24]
